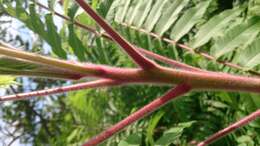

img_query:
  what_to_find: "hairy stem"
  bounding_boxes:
[1,44,260,93]
[75,0,157,70]
[197,109,260,146]
[0,79,120,102]
[83,83,191,146]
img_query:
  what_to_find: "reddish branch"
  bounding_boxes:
[0,79,120,102]
[197,109,260,146]
[75,0,157,70]
[2,44,260,93]
[83,83,191,146]
[137,48,207,73]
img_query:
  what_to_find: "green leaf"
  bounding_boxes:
[237,135,255,146]
[0,56,80,79]
[45,14,67,59]
[48,0,55,11]
[250,94,260,108]
[143,0,169,32]
[68,24,87,61]
[171,0,211,41]
[235,38,260,69]
[63,0,70,14]
[98,0,114,18]
[118,133,142,146]
[3,1,31,28]
[4,3,67,59]
[114,0,131,23]
[67,128,83,143]
[154,0,190,36]
[75,12,95,27]
[132,0,153,27]
[124,0,139,25]
[67,3,79,19]
[146,111,165,145]
[0,57,38,71]
[190,7,243,48]
[67,90,109,127]
[29,4,47,38]
[211,17,260,59]
[105,0,122,21]
[0,76,16,88]
[155,121,196,146]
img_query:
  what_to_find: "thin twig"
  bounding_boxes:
[138,48,206,73]
[197,109,260,146]
[7,135,21,146]
[83,83,192,146]
[0,79,120,102]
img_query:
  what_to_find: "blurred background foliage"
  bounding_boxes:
[0,0,259,145]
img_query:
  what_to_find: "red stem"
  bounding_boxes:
[0,79,120,102]
[74,0,157,70]
[1,43,260,93]
[83,83,191,146]
[197,109,260,146]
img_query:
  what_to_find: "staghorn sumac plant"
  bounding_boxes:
[0,0,260,145]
